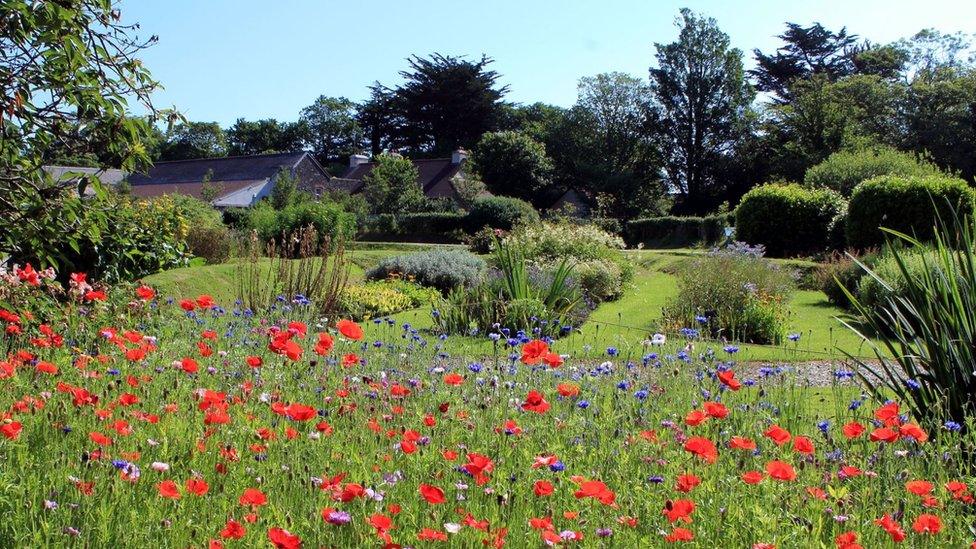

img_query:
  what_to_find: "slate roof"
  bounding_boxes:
[44,166,128,187]
[127,152,308,186]
[128,179,268,202]
[340,157,466,198]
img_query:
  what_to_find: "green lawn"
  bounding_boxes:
[143,245,877,362]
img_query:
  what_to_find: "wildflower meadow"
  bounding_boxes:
[0,266,973,548]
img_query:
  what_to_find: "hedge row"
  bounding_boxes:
[625,215,732,248]
[735,184,845,257]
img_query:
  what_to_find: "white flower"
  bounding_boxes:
[150,462,169,472]
[444,523,461,534]
[651,333,667,346]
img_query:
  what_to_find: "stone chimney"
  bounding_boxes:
[451,149,468,164]
[349,154,369,168]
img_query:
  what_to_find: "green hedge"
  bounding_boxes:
[625,215,731,248]
[735,184,845,257]
[846,175,976,249]
[804,146,943,197]
[464,196,539,232]
[397,212,465,235]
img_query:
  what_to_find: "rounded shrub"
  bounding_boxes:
[464,196,539,232]
[846,175,976,250]
[366,249,487,294]
[735,183,846,257]
[804,147,943,197]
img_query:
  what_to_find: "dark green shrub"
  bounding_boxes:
[397,212,465,235]
[186,225,234,264]
[222,207,250,230]
[247,199,357,243]
[815,250,878,309]
[804,146,943,197]
[735,184,845,257]
[366,249,487,293]
[464,196,539,232]
[625,215,731,248]
[846,175,976,250]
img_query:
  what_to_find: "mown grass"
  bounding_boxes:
[144,246,874,361]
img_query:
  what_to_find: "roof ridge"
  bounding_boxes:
[150,151,305,165]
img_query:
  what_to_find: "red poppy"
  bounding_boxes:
[835,531,861,549]
[703,401,729,419]
[1,421,22,440]
[842,421,865,439]
[874,401,901,426]
[180,357,199,374]
[573,479,616,506]
[534,480,554,496]
[716,370,741,390]
[792,436,815,455]
[912,514,941,535]
[764,424,792,446]
[676,474,701,493]
[662,499,695,523]
[542,352,564,368]
[729,436,756,451]
[245,356,263,368]
[185,477,209,496]
[869,427,899,443]
[239,488,268,507]
[665,527,694,542]
[683,437,718,464]
[368,513,393,532]
[342,353,359,367]
[267,527,302,549]
[418,528,449,541]
[35,361,57,375]
[285,403,317,422]
[899,423,928,443]
[220,519,246,539]
[742,471,764,484]
[157,480,181,499]
[419,483,446,504]
[314,333,334,355]
[906,480,934,496]
[135,285,155,301]
[520,339,550,365]
[765,460,797,482]
[444,373,464,386]
[196,295,215,309]
[874,514,906,542]
[684,409,708,426]
[557,383,580,397]
[839,465,862,478]
[521,390,550,414]
[336,319,363,340]
[89,431,112,446]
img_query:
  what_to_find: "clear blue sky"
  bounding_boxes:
[124,0,975,126]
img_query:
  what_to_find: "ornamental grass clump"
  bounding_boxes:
[844,209,976,428]
[663,242,794,344]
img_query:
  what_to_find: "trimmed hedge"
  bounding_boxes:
[397,212,466,235]
[846,174,976,249]
[464,196,539,232]
[735,184,845,257]
[625,215,731,248]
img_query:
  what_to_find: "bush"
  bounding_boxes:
[467,226,506,254]
[625,215,731,248]
[855,248,942,313]
[503,221,631,303]
[247,199,357,244]
[464,196,539,232]
[397,212,466,236]
[846,174,976,250]
[846,209,976,426]
[339,279,440,319]
[735,183,845,257]
[804,146,943,197]
[185,225,234,264]
[366,249,487,293]
[662,242,795,344]
[815,250,878,309]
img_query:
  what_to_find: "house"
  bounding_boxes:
[338,149,469,202]
[127,152,334,208]
[547,188,592,217]
[43,166,128,195]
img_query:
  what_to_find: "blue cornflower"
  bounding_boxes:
[944,421,962,432]
[787,333,801,342]
[904,379,922,390]
[577,400,590,409]
[634,389,649,400]
[817,420,831,434]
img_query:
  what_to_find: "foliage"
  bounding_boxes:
[625,215,731,248]
[844,211,976,428]
[433,241,585,337]
[464,196,539,232]
[846,174,976,249]
[159,122,227,161]
[663,243,795,344]
[503,221,630,303]
[649,8,755,213]
[185,225,234,265]
[270,168,298,209]
[395,212,466,236]
[50,195,190,282]
[299,96,364,165]
[804,146,944,196]
[358,54,508,155]
[471,131,553,202]
[246,199,356,244]
[735,183,845,257]
[362,153,426,214]
[815,250,878,308]
[236,226,348,314]
[339,279,439,320]
[366,249,487,294]
[225,118,306,157]
[0,0,167,269]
